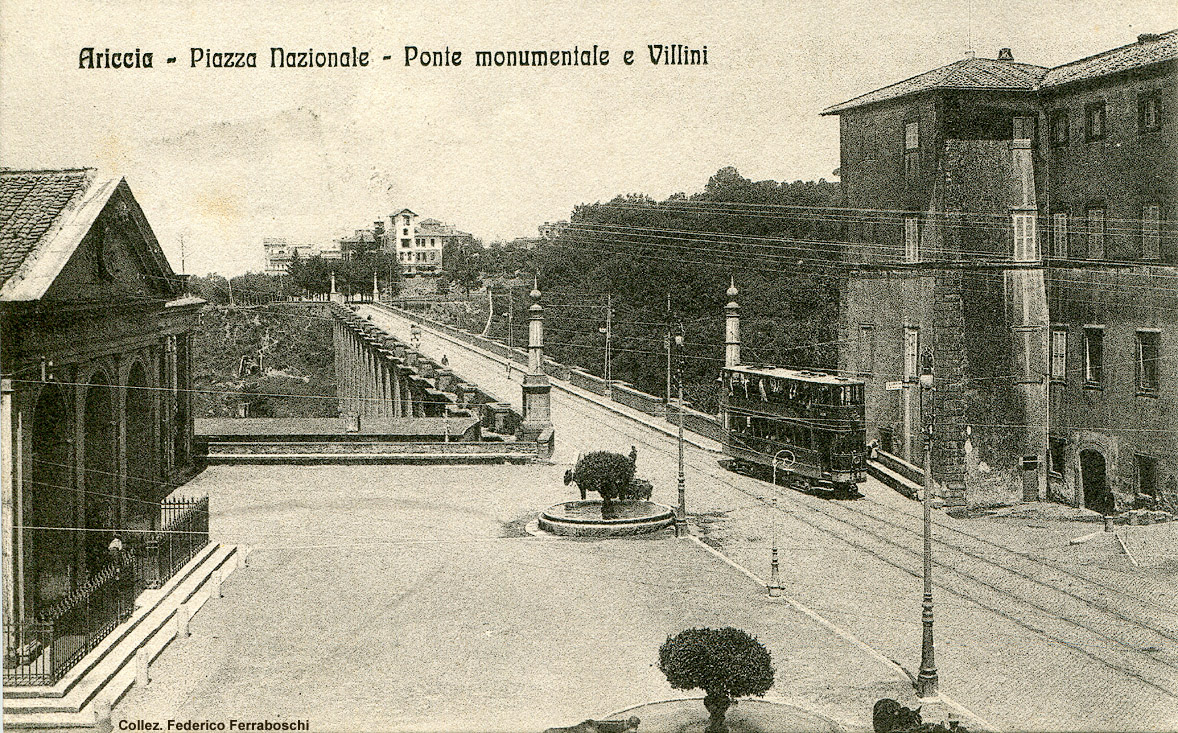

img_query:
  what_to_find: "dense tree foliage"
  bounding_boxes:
[484,168,842,412]
[658,627,776,733]
[287,251,401,298]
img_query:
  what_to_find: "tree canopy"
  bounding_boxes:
[658,627,775,732]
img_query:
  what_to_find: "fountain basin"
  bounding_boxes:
[538,500,675,537]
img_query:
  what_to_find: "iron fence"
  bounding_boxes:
[3,553,137,686]
[139,496,211,590]
[3,495,210,687]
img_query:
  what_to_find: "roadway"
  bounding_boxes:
[359,302,1178,732]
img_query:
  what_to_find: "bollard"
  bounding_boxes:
[211,570,222,599]
[93,698,113,733]
[176,603,190,638]
[135,648,150,687]
[1104,515,1114,532]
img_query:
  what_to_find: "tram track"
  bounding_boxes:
[372,307,1178,700]
[549,388,1178,699]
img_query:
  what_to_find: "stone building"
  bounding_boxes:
[386,208,472,276]
[0,168,203,625]
[823,31,1176,511]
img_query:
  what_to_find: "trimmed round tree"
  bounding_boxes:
[562,451,636,507]
[658,627,776,733]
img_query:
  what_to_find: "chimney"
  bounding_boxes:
[997,48,1014,61]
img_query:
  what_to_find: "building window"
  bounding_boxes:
[1136,330,1160,394]
[1139,92,1162,133]
[1084,327,1104,386]
[402,215,410,226]
[904,326,919,381]
[1050,328,1067,381]
[1052,212,1069,258]
[1049,436,1066,477]
[1137,454,1158,497]
[1142,204,1161,260]
[1049,111,1069,147]
[1084,102,1106,141]
[904,121,919,179]
[1013,212,1038,261]
[1086,208,1105,259]
[859,324,876,376]
[904,215,920,263]
[905,121,919,150]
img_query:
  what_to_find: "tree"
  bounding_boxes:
[442,238,483,293]
[562,451,636,507]
[658,627,775,733]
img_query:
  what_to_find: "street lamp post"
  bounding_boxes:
[768,449,793,596]
[673,326,687,536]
[917,347,939,698]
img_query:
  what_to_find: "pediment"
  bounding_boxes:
[44,185,177,302]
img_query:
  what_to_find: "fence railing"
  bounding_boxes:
[3,554,137,686]
[3,496,210,687]
[138,496,211,590]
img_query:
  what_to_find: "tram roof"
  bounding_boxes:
[722,365,864,386]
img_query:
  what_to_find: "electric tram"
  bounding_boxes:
[720,365,868,497]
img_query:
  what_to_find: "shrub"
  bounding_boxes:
[563,451,636,504]
[658,627,775,733]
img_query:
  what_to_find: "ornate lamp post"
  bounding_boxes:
[674,325,687,536]
[768,449,793,596]
[917,347,939,698]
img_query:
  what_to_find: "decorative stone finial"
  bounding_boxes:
[727,276,738,299]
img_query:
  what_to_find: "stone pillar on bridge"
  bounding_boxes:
[330,270,344,304]
[333,320,345,416]
[392,362,404,417]
[364,336,378,418]
[520,280,552,442]
[725,278,741,368]
[724,279,741,436]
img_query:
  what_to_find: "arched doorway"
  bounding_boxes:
[1080,449,1114,515]
[27,385,74,615]
[125,362,157,531]
[83,373,117,576]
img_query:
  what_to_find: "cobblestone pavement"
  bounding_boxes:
[356,305,1178,732]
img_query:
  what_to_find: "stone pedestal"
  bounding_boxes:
[520,373,552,441]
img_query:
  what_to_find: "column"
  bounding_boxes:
[2,378,15,626]
[520,281,553,442]
[725,278,741,368]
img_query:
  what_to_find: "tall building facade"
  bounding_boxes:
[825,31,1176,512]
[387,208,472,276]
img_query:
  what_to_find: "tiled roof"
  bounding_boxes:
[1041,30,1177,88]
[0,169,95,288]
[821,58,1048,114]
[823,31,1178,115]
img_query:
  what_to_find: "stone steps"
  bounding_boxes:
[867,459,923,500]
[3,544,242,728]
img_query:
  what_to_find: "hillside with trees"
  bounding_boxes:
[480,167,843,412]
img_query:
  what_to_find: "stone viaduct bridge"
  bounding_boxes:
[329,299,554,456]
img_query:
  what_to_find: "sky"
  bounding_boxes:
[1,0,1176,275]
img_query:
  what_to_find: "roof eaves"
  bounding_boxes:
[0,174,120,302]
